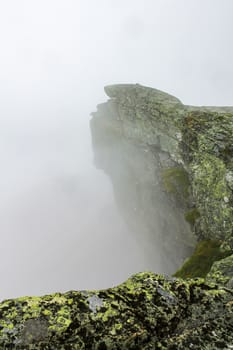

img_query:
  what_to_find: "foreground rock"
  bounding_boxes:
[0,272,233,349]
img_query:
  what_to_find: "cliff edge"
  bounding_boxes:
[0,84,233,349]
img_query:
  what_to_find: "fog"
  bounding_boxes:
[0,0,232,300]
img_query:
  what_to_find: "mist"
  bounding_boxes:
[0,0,232,300]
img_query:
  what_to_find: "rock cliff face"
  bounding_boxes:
[0,84,232,349]
[91,84,233,248]
[91,85,196,275]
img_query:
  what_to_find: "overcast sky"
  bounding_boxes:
[0,0,232,108]
[0,0,232,300]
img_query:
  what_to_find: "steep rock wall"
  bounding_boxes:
[91,84,233,247]
[91,86,195,275]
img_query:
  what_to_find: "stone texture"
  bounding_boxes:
[0,272,233,349]
[206,254,233,287]
[181,111,233,245]
[91,87,196,276]
[91,83,233,247]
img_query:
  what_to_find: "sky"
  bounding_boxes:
[0,0,232,108]
[0,0,232,300]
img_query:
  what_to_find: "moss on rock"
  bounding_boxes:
[173,240,232,279]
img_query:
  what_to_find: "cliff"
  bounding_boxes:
[0,84,233,349]
[91,84,233,248]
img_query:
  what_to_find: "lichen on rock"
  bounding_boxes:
[0,272,233,349]
[206,254,233,287]
[181,111,233,246]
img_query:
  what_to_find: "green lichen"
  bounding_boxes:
[0,272,233,349]
[182,111,233,246]
[173,240,232,279]
[191,154,233,243]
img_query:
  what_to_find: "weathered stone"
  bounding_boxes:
[90,86,197,275]
[0,272,233,349]
[206,254,233,287]
[181,111,233,245]
[92,84,233,247]
[102,84,185,164]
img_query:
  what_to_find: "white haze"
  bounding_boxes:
[0,0,232,300]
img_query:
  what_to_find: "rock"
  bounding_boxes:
[90,86,197,276]
[91,84,233,247]
[100,84,186,164]
[206,254,233,287]
[226,171,233,190]
[0,272,233,349]
[182,111,233,245]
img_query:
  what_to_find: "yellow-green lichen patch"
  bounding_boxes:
[48,305,72,333]
[173,240,232,279]
[0,272,233,348]
[19,296,42,319]
[0,291,83,346]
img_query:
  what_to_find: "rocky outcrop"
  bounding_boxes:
[0,272,233,349]
[0,84,232,348]
[90,85,196,275]
[91,84,233,248]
